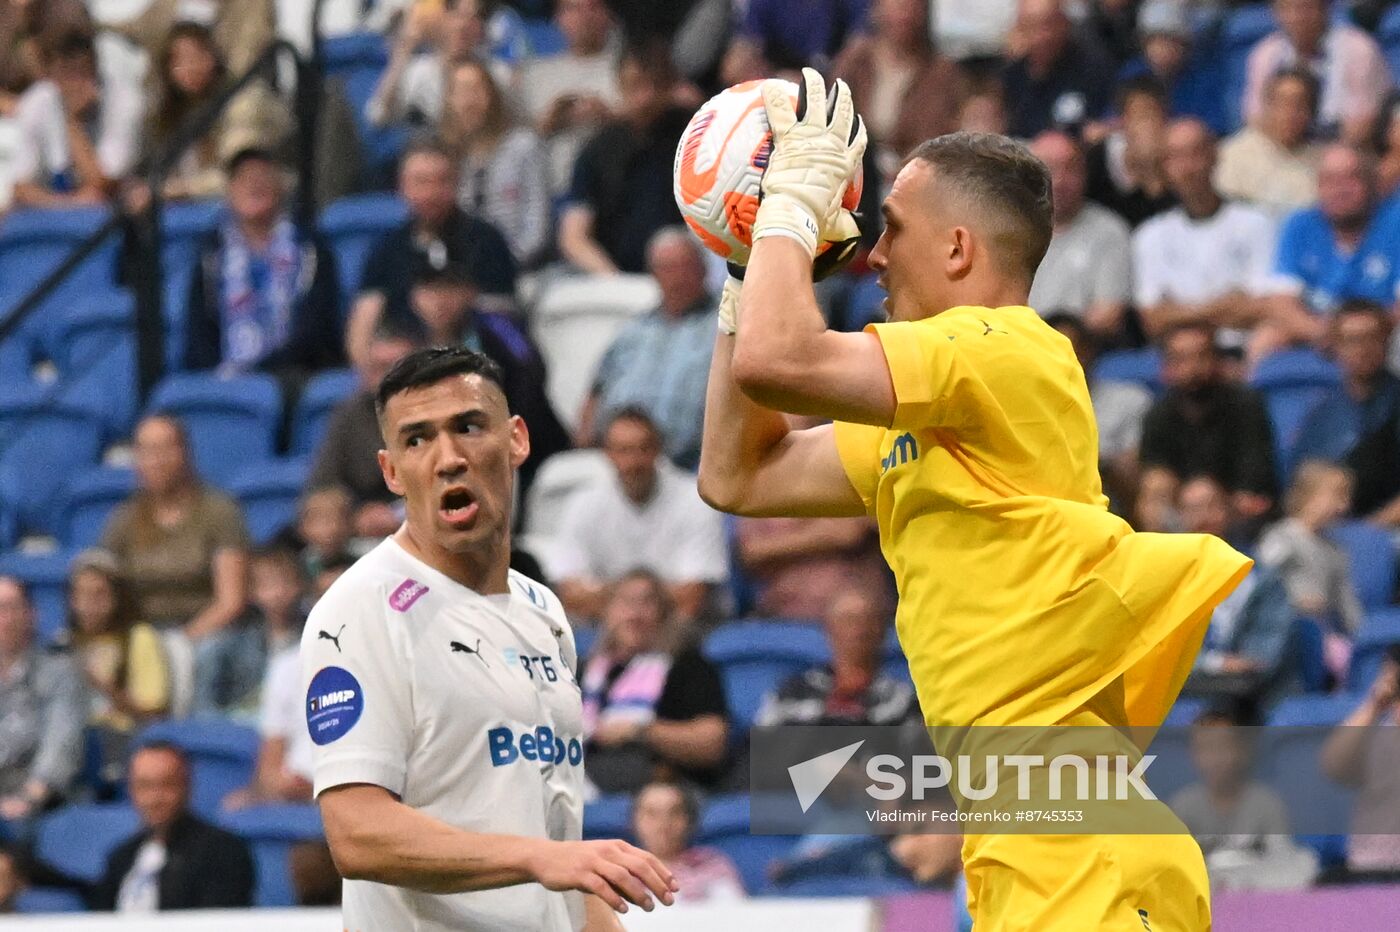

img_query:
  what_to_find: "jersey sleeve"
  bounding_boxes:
[866,316,996,432]
[832,421,882,515]
[301,581,414,798]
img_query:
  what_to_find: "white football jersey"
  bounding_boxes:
[301,537,586,932]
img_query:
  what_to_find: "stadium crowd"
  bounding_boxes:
[2,0,1400,915]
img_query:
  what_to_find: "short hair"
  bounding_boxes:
[638,780,701,831]
[250,545,305,581]
[1115,73,1170,114]
[617,38,676,87]
[133,740,189,770]
[1284,460,1353,518]
[908,132,1053,285]
[602,405,661,443]
[375,346,509,416]
[318,552,357,576]
[44,30,96,65]
[371,317,426,347]
[1333,298,1392,335]
[300,483,353,513]
[1158,320,1217,353]
[1265,66,1320,113]
[399,134,459,171]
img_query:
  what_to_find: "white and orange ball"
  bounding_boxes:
[673,79,862,264]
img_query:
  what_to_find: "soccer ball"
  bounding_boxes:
[673,80,862,265]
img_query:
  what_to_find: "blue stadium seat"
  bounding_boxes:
[136,718,260,819]
[1266,694,1359,727]
[218,803,325,908]
[704,621,830,731]
[33,803,140,885]
[844,274,887,331]
[1329,521,1397,611]
[0,388,105,533]
[0,328,34,381]
[723,514,759,617]
[1220,6,1276,131]
[50,290,139,438]
[1260,723,1354,866]
[1296,616,1330,694]
[1163,697,1207,727]
[338,71,412,189]
[697,794,796,894]
[291,368,358,456]
[583,795,633,842]
[1380,5,1400,82]
[1349,609,1400,694]
[59,466,136,550]
[320,194,411,301]
[572,625,597,661]
[1250,349,1341,476]
[0,550,75,644]
[0,500,16,550]
[146,372,283,487]
[522,19,567,56]
[321,31,389,76]
[160,200,225,371]
[1091,348,1162,393]
[0,206,119,298]
[226,456,311,544]
[14,886,87,913]
[1145,727,1198,802]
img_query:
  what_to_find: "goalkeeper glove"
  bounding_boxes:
[752,67,868,259]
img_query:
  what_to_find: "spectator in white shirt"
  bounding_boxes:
[1132,119,1276,344]
[550,408,726,623]
[1027,130,1133,342]
[11,30,141,208]
[1216,68,1323,218]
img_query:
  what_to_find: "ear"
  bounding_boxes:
[946,226,974,281]
[509,415,531,470]
[378,448,405,497]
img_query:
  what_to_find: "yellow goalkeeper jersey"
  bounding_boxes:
[833,305,1252,931]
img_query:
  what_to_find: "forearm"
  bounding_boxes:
[1320,703,1381,786]
[645,716,727,769]
[367,46,414,126]
[732,239,829,413]
[558,212,617,275]
[697,331,795,513]
[1368,493,1400,528]
[185,595,246,638]
[667,582,709,621]
[346,293,387,368]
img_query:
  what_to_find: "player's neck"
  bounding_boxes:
[943,276,1029,313]
[394,526,511,596]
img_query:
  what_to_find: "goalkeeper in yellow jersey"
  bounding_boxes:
[697,69,1252,931]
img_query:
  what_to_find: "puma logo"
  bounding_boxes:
[318,625,346,653]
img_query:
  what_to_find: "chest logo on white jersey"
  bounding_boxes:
[450,638,489,666]
[306,666,364,745]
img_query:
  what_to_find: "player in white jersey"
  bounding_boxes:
[302,346,677,931]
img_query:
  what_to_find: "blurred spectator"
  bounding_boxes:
[398,252,570,491]
[0,0,91,106]
[577,228,714,469]
[1258,461,1364,635]
[276,485,357,580]
[756,586,915,726]
[367,0,506,131]
[1132,119,1276,341]
[137,21,291,202]
[1321,653,1400,878]
[310,324,420,538]
[92,742,254,911]
[1259,144,1400,352]
[1085,75,1176,228]
[1137,325,1277,528]
[551,409,725,622]
[735,510,885,621]
[1044,312,1153,515]
[0,844,21,911]
[724,0,869,81]
[1242,0,1390,145]
[833,0,965,185]
[1169,710,1317,889]
[1081,0,1138,69]
[1117,0,1226,134]
[442,59,551,266]
[183,148,343,378]
[558,42,689,275]
[933,0,1017,61]
[1374,93,1400,197]
[1001,0,1114,139]
[581,571,729,793]
[1177,478,1301,705]
[517,0,620,192]
[346,136,517,365]
[632,781,745,901]
[223,550,313,812]
[0,576,84,823]
[10,31,142,207]
[61,550,170,778]
[888,832,963,888]
[1293,302,1400,523]
[1216,68,1323,217]
[1027,130,1133,341]
[958,90,1009,136]
[101,414,250,640]
[110,0,275,77]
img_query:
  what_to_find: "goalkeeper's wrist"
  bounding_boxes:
[717,275,742,335]
[752,195,818,258]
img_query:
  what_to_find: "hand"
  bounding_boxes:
[1369,660,1399,712]
[591,719,645,748]
[1218,654,1261,675]
[0,795,33,821]
[753,67,867,258]
[528,838,677,914]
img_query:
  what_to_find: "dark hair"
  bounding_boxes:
[65,556,139,639]
[445,57,511,145]
[318,552,357,576]
[908,132,1053,285]
[375,346,509,415]
[151,21,227,142]
[133,739,189,770]
[617,38,676,88]
[1158,320,1217,353]
[43,30,95,65]
[1374,91,1400,155]
[602,405,660,443]
[399,134,459,172]
[1114,73,1169,114]
[1265,66,1320,115]
[637,781,701,833]
[250,545,305,581]
[372,318,426,346]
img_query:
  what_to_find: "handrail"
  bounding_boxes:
[0,211,125,346]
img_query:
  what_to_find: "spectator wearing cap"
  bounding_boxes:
[723,0,869,83]
[1027,130,1133,342]
[1117,0,1227,135]
[183,148,343,380]
[577,227,715,470]
[1292,301,1400,524]
[310,323,421,539]
[1216,68,1323,218]
[1257,143,1400,353]
[1131,119,1276,341]
[10,30,142,207]
[402,249,570,492]
[346,136,517,367]
[549,408,726,623]
[1243,0,1390,145]
[558,42,691,275]
[1084,75,1177,227]
[1136,323,1277,530]
[1000,0,1115,138]
[0,576,86,824]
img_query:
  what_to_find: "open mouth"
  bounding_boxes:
[439,487,479,527]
